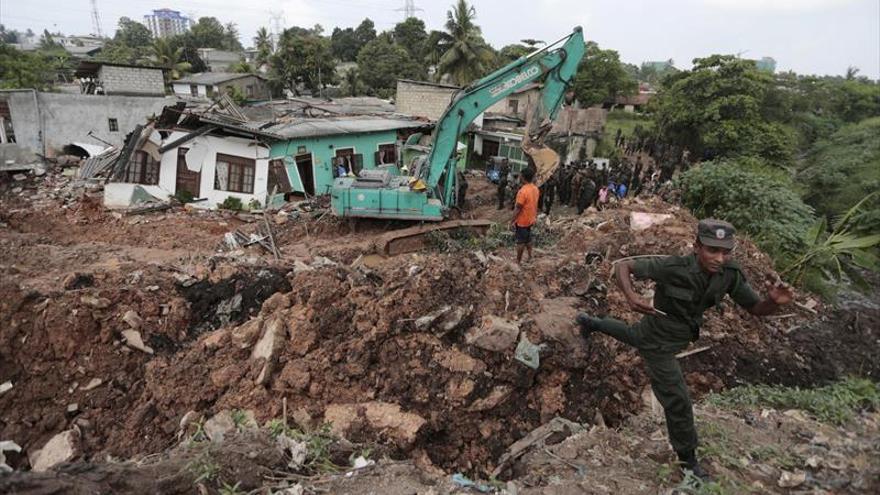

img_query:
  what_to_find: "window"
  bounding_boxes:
[246,84,254,98]
[125,150,160,185]
[206,85,214,98]
[108,118,119,132]
[214,153,255,193]
[508,99,519,114]
[376,143,397,165]
[190,84,198,97]
[267,159,292,194]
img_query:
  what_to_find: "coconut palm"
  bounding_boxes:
[150,38,191,81]
[254,27,273,67]
[434,0,494,86]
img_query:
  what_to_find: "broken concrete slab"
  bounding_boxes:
[81,295,111,309]
[203,411,235,443]
[82,378,103,391]
[325,402,426,447]
[0,440,22,473]
[466,315,520,352]
[29,430,79,472]
[251,317,285,361]
[121,329,154,355]
[492,417,584,477]
[0,381,12,395]
[629,211,673,231]
[122,310,143,330]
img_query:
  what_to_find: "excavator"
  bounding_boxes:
[330,27,585,253]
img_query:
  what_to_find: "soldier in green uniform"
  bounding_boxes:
[577,219,794,480]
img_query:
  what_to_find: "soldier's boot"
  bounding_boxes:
[677,450,711,482]
[575,313,596,339]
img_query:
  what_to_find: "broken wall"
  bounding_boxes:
[2,90,177,157]
[159,132,272,208]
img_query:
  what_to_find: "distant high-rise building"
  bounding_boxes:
[143,8,190,39]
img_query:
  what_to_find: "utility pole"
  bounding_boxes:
[90,0,104,38]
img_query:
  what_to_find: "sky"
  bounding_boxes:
[2,0,878,78]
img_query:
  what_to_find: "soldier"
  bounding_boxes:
[576,219,794,481]
[496,158,510,210]
[569,164,584,208]
[540,175,556,215]
[576,170,596,214]
[559,164,573,205]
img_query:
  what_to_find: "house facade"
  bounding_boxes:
[172,73,271,101]
[75,61,166,97]
[266,117,430,197]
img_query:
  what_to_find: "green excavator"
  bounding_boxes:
[330,27,585,252]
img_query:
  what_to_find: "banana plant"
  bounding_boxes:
[784,191,880,291]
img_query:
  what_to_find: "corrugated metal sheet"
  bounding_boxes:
[266,117,430,139]
[175,72,264,86]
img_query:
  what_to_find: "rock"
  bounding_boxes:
[1,440,22,474]
[11,187,22,194]
[629,212,673,231]
[434,348,486,373]
[274,212,289,225]
[62,272,94,290]
[465,315,520,352]
[66,403,79,415]
[29,430,79,472]
[121,329,154,354]
[178,410,200,434]
[122,310,143,330]
[276,434,307,469]
[202,328,229,349]
[473,250,488,264]
[325,402,426,447]
[231,317,263,349]
[777,470,807,488]
[468,386,512,412]
[0,381,11,395]
[292,260,313,273]
[81,295,111,309]
[12,173,26,181]
[415,306,468,335]
[203,411,235,443]
[33,166,47,177]
[251,317,285,361]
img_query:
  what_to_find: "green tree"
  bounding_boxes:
[393,17,428,62]
[357,33,421,97]
[151,38,192,81]
[189,17,229,49]
[497,43,529,64]
[254,27,273,67]
[330,27,359,62]
[223,22,243,51]
[520,39,544,49]
[354,19,376,47]
[0,43,55,89]
[572,41,637,107]
[340,67,364,96]
[0,25,20,43]
[435,0,494,85]
[271,28,336,96]
[651,54,793,164]
[229,59,254,73]
[98,40,138,64]
[114,17,152,47]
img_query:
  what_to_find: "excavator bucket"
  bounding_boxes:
[521,118,560,185]
[373,219,493,256]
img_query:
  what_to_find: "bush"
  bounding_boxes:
[677,158,815,266]
[217,196,243,211]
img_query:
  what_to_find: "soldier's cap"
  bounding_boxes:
[697,218,736,249]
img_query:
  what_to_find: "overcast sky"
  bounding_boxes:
[2,0,878,78]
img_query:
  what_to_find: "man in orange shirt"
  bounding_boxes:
[510,167,539,264]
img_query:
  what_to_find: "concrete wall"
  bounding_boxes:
[486,88,541,119]
[395,80,458,121]
[269,130,400,196]
[2,91,176,157]
[98,65,166,97]
[158,132,274,209]
[172,76,270,100]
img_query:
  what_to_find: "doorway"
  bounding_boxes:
[294,153,315,196]
[175,147,201,198]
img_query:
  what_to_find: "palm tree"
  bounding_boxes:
[150,38,191,81]
[435,0,494,86]
[254,27,273,68]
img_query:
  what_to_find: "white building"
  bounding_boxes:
[143,9,190,39]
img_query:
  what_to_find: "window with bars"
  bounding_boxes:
[108,118,118,132]
[267,159,292,193]
[214,154,256,193]
[376,143,397,165]
[125,150,160,185]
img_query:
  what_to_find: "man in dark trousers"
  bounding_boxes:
[576,219,793,480]
[496,158,510,210]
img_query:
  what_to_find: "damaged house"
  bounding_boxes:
[105,101,431,209]
[105,103,287,210]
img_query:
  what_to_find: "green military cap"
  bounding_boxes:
[697,218,736,249]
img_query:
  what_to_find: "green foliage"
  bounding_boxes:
[114,17,152,47]
[271,27,336,96]
[393,17,429,62]
[218,196,244,211]
[798,117,880,227]
[707,378,880,425]
[218,481,244,495]
[678,158,814,265]
[354,19,377,47]
[186,453,221,484]
[0,24,20,44]
[651,55,794,165]
[188,17,242,51]
[0,43,56,90]
[497,44,530,64]
[229,59,254,74]
[174,190,195,204]
[339,67,365,97]
[151,38,191,81]
[253,27,273,67]
[265,420,345,474]
[434,0,496,86]
[783,192,880,294]
[572,41,638,107]
[247,198,262,210]
[357,34,422,97]
[330,26,360,62]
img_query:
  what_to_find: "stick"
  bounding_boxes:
[611,254,665,264]
[675,345,713,359]
[795,302,818,315]
[282,397,287,428]
[262,211,281,261]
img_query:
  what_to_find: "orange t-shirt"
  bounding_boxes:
[514,183,540,227]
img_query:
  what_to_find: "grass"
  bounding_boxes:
[186,453,221,485]
[604,109,653,140]
[707,377,880,425]
[264,419,345,474]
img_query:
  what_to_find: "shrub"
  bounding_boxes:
[217,196,243,211]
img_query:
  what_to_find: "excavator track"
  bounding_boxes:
[374,219,494,256]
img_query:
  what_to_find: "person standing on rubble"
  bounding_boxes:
[510,167,539,265]
[496,158,510,210]
[576,219,794,481]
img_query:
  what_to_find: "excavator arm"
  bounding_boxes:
[419,27,585,206]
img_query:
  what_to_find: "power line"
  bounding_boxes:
[395,0,423,21]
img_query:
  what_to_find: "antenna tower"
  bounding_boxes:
[396,0,423,20]
[90,0,104,38]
